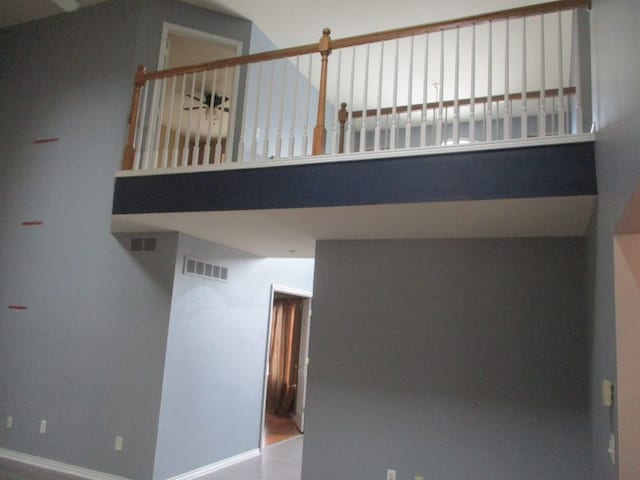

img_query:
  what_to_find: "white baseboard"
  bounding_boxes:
[165,448,261,480]
[0,447,130,480]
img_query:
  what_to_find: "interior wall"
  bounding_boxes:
[0,3,176,479]
[152,234,314,479]
[0,1,253,479]
[588,0,640,478]
[303,238,590,480]
[614,234,640,480]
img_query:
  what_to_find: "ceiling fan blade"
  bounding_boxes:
[51,0,80,12]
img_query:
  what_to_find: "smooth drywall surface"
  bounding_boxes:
[152,234,314,479]
[0,3,180,478]
[588,0,640,478]
[303,238,589,480]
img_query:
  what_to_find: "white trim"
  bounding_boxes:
[0,448,130,480]
[165,448,260,480]
[271,285,313,298]
[116,133,596,177]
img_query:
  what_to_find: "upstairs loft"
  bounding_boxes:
[112,0,596,256]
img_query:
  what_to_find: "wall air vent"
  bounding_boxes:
[183,256,228,282]
[130,237,157,252]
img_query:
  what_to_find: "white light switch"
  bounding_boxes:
[608,434,616,464]
[39,419,47,434]
[415,476,424,480]
[6,416,13,429]
[387,469,396,480]
[114,436,124,452]
[602,380,614,406]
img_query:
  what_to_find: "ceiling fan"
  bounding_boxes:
[184,93,230,113]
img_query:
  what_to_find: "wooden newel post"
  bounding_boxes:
[122,65,146,170]
[338,102,348,153]
[312,28,332,156]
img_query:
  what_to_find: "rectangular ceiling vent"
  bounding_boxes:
[130,237,157,252]
[183,256,228,282]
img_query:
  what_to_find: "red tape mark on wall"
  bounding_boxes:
[8,305,27,310]
[21,220,43,226]
[33,138,59,144]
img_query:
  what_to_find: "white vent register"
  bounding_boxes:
[183,256,228,281]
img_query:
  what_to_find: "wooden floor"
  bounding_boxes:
[264,413,301,446]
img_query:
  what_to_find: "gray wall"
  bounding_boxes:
[588,0,640,478]
[303,238,589,480]
[152,234,314,479]
[0,1,253,479]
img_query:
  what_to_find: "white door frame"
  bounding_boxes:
[259,284,312,450]
[154,22,243,161]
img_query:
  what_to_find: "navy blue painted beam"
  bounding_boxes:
[112,142,596,214]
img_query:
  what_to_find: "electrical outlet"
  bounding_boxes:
[608,434,616,465]
[602,380,614,406]
[39,419,47,434]
[114,436,124,452]
[415,476,424,480]
[387,469,397,480]
[6,416,13,429]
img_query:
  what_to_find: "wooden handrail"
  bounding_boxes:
[143,43,319,81]
[348,87,577,119]
[121,65,146,170]
[331,0,590,50]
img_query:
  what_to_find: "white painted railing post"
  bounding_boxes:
[405,36,414,149]
[520,17,528,139]
[572,8,583,134]
[359,44,370,153]
[557,11,566,135]
[486,21,493,142]
[504,19,512,140]
[538,15,546,137]
[374,42,385,151]
[469,25,476,143]
[435,30,445,146]
[452,27,460,145]
[420,33,429,147]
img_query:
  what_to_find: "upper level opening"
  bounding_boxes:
[116,0,594,177]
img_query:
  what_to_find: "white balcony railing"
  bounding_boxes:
[120,0,592,174]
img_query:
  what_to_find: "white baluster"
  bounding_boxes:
[152,77,168,168]
[521,17,528,138]
[504,19,512,139]
[203,69,218,165]
[420,33,429,147]
[346,48,356,153]
[572,8,583,134]
[405,35,414,148]
[359,44,370,153]
[134,79,149,170]
[452,28,460,145]
[143,79,161,169]
[557,11,565,135]
[250,62,263,161]
[192,71,206,164]
[182,73,196,166]
[432,83,438,145]
[435,30,444,146]
[539,15,546,137]
[288,55,300,158]
[374,42,385,152]
[332,49,342,154]
[172,74,186,167]
[263,61,275,159]
[162,76,176,168]
[275,59,287,159]
[486,21,493,142]
[302,54,313,156]
[469,24,476,143]
[215,67,229,164]
[389,38,399,149]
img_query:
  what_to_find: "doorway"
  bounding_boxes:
[261,286,312,448]
[154,23,242,164]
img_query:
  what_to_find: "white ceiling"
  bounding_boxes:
[0,0,107,29]
[2,0,547,47]
[181,0,542,49]
[112,195,596,258]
